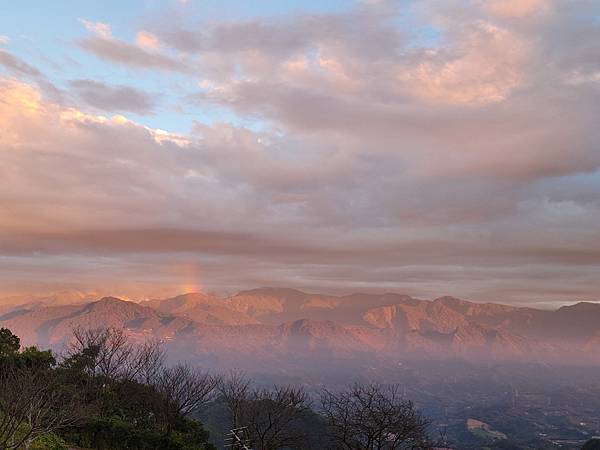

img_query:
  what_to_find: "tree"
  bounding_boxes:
[1,328,55,372]
[59,330,214,449]
[319,383,433,450]
[0,327,216,450]
[66,327,134,380]
[217,370,251,431]
[153,363,220,433]
[0,328,20,357]
[0,337,81,450]
[66,327,164,382]
[239,385,312,450]
[134,338,166,385]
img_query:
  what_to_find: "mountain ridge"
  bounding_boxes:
[2,288,599,368]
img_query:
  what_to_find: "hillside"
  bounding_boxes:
[2,289,600,367]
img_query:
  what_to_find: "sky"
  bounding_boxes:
[0,0,599,305]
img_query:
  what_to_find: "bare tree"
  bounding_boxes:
[218,370,251,430]
[0,365,81,450]
[130,337,165,384]
[66,327,164,382]
[153,363,220,433]
[319,383,433,450]
[66,327,132,379]
[239,385,312,450]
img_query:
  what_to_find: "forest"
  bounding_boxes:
[0,327,434,450]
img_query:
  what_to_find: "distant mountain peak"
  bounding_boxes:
[235,287,309,297]
[433,295,466,304]
[97,296,127,303]
[558,301,600,312]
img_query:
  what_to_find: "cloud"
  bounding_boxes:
[397,21,527,104]
[136,31,159,50]
[79,37,188,71]
[483,0,549,18]
[179,0,600,185]
[0,50,42,77]
[69,79,155,113]
[1,78,599,263]
[79,19,112,39]
[78,19,189,72]
[1,1,600,301]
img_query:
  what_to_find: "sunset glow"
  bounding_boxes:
[3,4,600,448]
[0,0,599,306]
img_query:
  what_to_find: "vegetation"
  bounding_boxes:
[216,371,436,450]
[0,327,214,450]
[0,327,435,450]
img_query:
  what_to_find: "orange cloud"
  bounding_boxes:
[136,31,159,50]
[398,22,527,105]
[0,79,45,148]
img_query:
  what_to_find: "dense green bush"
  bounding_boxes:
[30,433,68,450]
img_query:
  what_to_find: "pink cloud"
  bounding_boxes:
[79,19,112,38]
[136,30,159,50]
[483,0,549,18]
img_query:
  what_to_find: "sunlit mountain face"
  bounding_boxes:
[3,288,600,370]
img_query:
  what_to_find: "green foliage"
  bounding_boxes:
[0,327,20,356]
[16,346,56,368]
[60,344,100,373]
[30,433,68,450]
[63,415,214,450]
[58,371,216,449]
[0,327,55,370]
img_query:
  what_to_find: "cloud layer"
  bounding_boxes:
[69,79,155,113]
[0,0,599,303]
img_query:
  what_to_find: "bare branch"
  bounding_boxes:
[319,383,433,450]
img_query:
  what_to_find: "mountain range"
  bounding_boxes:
[1,288,599,369]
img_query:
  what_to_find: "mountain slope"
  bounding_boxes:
[2,289,600,366]
[144,293,258,326]
[0,297,193,348]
